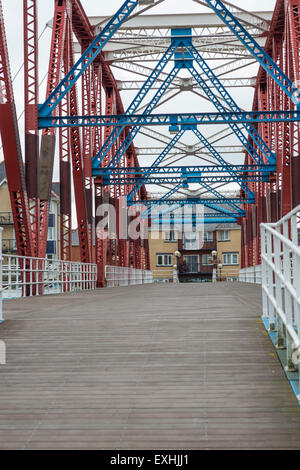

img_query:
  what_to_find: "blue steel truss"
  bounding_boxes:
[203,0,300,106]
[39,0,138,117]
[95,43,181,165]
[101,175,270,185]
[93,164,276,177]
[151,217,239,225]
[37,2,300,226]
[39,110,300,129]
[192,128,252,195]
[129,197,252,206]
[126,129,186,200]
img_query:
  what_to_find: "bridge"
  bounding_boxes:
[0,0,300,451]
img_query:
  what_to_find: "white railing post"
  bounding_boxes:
[0,228,3,322]
[260,205,300,402]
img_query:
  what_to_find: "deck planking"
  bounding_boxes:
[0,283,300,450]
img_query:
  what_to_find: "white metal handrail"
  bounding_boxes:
[1,253,97,300]
[261,205,300,392]
[239,265,262,284]
[105,266,153,287]
[0,228,3,322]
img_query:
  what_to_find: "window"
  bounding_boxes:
[164,231,177,242]
[157,254,173,266]
[203,231,213,242]
[218,230,230,242]
[222,252,239,265]
[202,254,213,265]
[183,232,199,250]
[47,227,56,241]
[48,213,55,228]
[183,255,199,273]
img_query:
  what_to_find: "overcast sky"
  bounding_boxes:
[0,0,277,218]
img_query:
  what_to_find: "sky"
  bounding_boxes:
[0,0,277,221]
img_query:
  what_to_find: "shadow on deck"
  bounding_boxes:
[0,283,300,450]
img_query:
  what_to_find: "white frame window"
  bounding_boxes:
[203,231,213,242]
[222,252,239,266]
[183,232,199,250]
[157,253,173,267]
[183,255,199,273]
[202,254,213,266]
[218,230,230,242]
[164,231,177,242]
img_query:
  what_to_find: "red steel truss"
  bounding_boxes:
[6,0,298,279]
[0,0,33,257]
[241,0,300,269]
[0,0,147,286]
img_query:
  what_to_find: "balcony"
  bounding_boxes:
[179,263,213,275]
[0,212,14,225]
[199,240,217,251]
[179,238,217,252]
[2,239,17,253]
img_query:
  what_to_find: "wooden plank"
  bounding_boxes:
[0,283,299,450]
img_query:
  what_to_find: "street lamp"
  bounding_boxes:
[218,263,223,281]
[174,250,181,284]
[211,250,217,282]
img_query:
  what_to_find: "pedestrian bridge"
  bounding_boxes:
[1,282,300,450]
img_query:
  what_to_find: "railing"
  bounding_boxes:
[152,268,174,283]
[105,266,153,287]
[179,264,214,274]
[261,206,300,400]
[0,212,14,225]
[239,265,262,284]
[1,253,97,300]
[0,228,3,322]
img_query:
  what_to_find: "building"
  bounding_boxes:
[148,224,241,283]
[178,227,217,282]
[0,161,60,258]
[148,229,179,282]
[178,223,241,282]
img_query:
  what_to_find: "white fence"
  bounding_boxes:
[261,206,300,394]
[1,251,97,304]
[105,266,153,287]
[239,265,262,284]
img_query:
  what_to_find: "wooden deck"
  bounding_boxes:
[0,283,300,450]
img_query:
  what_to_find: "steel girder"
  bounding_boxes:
[241,0,300,269]
[23,0,40,258]
[0,0,33,257]
[39,110,300,129]
[39,0,139,117]
[94,46,182,168]
[94,164,275,177]
[203,0,300,106]
[130,197,252,206]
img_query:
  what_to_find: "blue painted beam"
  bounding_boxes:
[203,0,300,106]
[100,175,270,185]
[151,218,238,224]
[129,197,251,206]
[39,0,138,117]
[39,111,300,129]
[93,164,276,176]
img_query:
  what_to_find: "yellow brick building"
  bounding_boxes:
[149,224,241,282]
[0,161,61,258]
[149,230,179,282]
[216,225,241,280]
[0,164,15,253]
